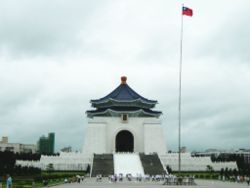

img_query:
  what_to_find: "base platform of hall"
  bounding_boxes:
[91,152,166,177]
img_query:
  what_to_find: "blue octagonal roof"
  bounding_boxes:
[91,77,157,108]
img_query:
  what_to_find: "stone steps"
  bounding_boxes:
[91,154,114,177]
[139,153,166,175]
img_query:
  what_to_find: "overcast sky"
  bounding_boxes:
[0,0,249,152]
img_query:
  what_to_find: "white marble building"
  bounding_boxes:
[16,76,237,172]
[83,76,167,155]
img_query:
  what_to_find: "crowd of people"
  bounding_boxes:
[63,175,85,184]
[94,173,195,185]
[225,175,250,185]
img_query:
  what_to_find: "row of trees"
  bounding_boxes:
[220,167,250,179]
[15,152,41,161]
[0,151,41,176]
[212,153,250,172]
[1,165,41,176]
[0,151,41,161]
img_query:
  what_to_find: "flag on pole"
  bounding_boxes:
[182,6,193,17]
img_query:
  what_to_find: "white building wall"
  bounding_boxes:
[160,153,238,171]
[16,152,92,171]
[144,123,167,155]
[83,123,106,154]
[83,116,167,154]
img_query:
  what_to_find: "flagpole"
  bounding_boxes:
[178,4,184,174]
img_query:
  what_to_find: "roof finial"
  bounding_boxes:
[121,76,127,84]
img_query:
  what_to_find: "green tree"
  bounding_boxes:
[206,165,214,172]
[166,165,172,174]
[46,163,54,174]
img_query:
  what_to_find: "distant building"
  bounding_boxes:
[181,146,187,153]
[0,136,37,153]
[192,149,250,170]
[0,136,8,144]
[37,133,55,155]
[61,146,72,153]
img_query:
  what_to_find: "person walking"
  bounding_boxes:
[6,174,12,188]
[247,176,250,186]
[0,176,2,188]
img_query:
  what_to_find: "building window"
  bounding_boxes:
[122,114,128,122]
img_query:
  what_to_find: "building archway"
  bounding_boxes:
[115,130,134,152]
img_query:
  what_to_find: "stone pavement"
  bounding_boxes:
[54,178,250,188]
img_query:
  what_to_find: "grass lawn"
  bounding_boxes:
[1,178,65,188]
[1,171,85,188]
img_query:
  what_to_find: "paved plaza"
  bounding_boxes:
[54,178,250,188]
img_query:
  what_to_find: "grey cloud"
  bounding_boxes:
[0,0,250,152]
[196,5,250,64]
[0,1,107,57]
[1,89,88,151]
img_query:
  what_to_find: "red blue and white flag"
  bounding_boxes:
[182,6,193,17]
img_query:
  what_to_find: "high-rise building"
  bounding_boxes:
[37,133,55,155]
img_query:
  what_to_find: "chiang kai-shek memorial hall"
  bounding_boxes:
[16,76,238,175]
[83,76,167,155]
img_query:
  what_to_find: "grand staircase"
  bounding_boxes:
[91,154,114,177]
[114,153,144,176]
[139,153,166,175]
[91,153,166,177]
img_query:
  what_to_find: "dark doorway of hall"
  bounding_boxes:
[116,130,134,152]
